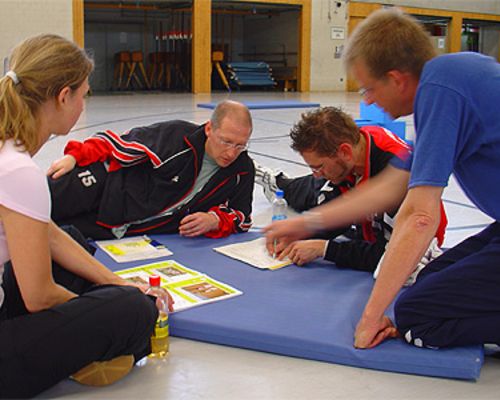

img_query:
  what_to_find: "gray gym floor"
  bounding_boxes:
[37,91,499,399]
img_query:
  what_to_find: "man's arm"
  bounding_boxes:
[354,185,444,348]
[205,164,255,238]
[203,204,252,238]
[179,164,255,238]
[278,239,327,265]
[324,238,387,271]
[278,237,386,269]
[265,165,409,253]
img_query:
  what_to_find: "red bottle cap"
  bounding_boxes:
[149,275,161,287]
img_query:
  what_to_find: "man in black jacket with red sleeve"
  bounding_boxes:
[255,106,447,284]
[48,100,255,240]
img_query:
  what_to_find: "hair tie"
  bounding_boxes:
[5,70,20,85]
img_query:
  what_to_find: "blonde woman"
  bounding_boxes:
[0,34,160,397]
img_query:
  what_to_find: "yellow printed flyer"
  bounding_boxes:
[96,235,173,263]
[116,260,242,312]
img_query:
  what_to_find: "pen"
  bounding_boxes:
[144,235,165,249]
[272,239,277,259]
[150,239,165,249]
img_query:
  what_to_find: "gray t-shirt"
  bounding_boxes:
[163,152,220,214]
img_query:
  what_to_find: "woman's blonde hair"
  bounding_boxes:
[0,34,93,153]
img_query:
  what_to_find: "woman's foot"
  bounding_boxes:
[71,354,134,386]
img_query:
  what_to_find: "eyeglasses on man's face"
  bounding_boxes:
[309,163,325,174]
[216,135,248,152]
[358,72,391,101]
[358,86,374,98]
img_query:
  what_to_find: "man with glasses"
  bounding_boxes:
[47,100,255,240]
[256,106,446,277]
[266,8,500,351]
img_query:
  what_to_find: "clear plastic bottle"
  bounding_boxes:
[272,189,288,222]
[145,275,170,358]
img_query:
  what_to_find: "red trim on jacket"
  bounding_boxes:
[365,126,411,160]
[102,130,163,166]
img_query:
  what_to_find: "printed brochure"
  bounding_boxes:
[96,235,173,263]
[116,260,242,312]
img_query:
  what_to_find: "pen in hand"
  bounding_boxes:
[272,239,277,259]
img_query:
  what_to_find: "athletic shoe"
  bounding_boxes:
[71,355,134,386]
[253,160,282,203]
[406,237,443,286]
[373,237,443,286]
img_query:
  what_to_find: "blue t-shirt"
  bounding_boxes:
[406,52,500,221]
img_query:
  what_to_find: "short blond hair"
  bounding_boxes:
[0,34,93,153]
[344,8,436,79]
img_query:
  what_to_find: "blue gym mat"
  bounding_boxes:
[95,232,484,380]
[197,101,320,110]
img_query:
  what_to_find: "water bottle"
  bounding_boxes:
[145,275,170,358]
[272,189,288,222]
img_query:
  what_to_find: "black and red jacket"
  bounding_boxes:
[323,126,448,270]
[64,120,254,238]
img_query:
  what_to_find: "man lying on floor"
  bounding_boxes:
[255,106,447,285]
[47,100,255,240]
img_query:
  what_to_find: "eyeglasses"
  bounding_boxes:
[358,73,389,98]
[216,136,248,152]
[309,164,324,174]
[358,86,373,98]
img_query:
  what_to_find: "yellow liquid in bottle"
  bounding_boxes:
[149,312,169,358]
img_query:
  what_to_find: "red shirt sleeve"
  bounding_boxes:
[203,205,251,238]
[64,137,122,172]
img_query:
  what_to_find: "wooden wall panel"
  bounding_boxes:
[297,0,311,91]
[72,0,84,47]
[192,0,211,93]
[449,15,463,53]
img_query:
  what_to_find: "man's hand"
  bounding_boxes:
[280,239,326,265]
[263,216,313,256]
[179,212,219,237]
[354,315,400,349]
[47,155,76,179]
